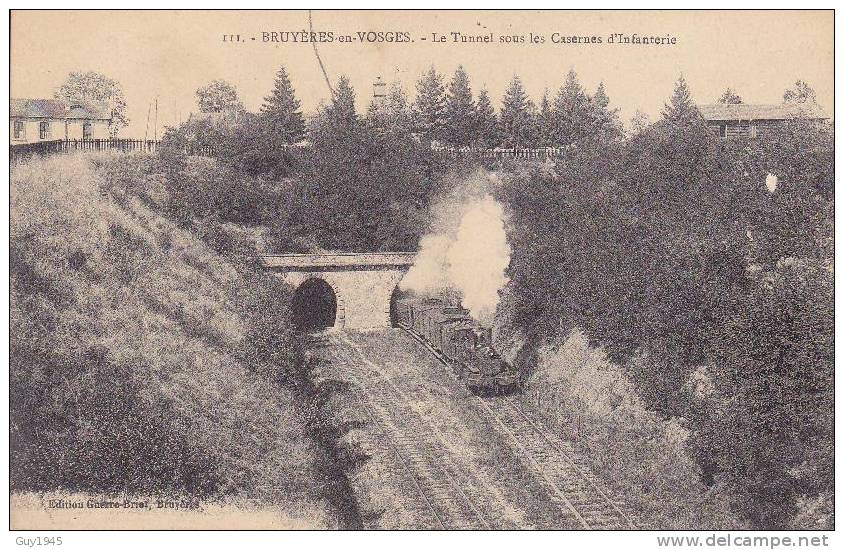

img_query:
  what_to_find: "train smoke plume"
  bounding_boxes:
[400,173,511,324]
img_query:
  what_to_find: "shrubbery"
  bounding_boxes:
[498,109,833,528]
[158,74,458,255]
[10,155,328,521]
[496,327,742,529]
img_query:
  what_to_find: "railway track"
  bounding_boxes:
[477,396,637,529]
[322,332,523,530]
[398,325,638,530]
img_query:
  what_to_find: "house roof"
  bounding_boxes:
[10,98,112,120]
[699,102,829,122]
[10,98,68,118]
[67,102,112,120]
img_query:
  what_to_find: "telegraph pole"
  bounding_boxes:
[144,102,151,141]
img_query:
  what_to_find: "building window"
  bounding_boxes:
[13,120,25,139]
[39,121,50,140]
[719,124,727,138]
[82,122,92,139]
[750,124,758,138]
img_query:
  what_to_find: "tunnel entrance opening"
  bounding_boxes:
[389,286,412,328]
[293,278,337,331]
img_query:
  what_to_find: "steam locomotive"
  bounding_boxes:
[395,296,519,394]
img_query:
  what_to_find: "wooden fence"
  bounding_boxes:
[10,138,162,160]
[430,146,566,160]
[11,138,566,162]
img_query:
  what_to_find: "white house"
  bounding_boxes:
[10,98,112,144]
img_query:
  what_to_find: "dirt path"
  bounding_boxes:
[310,328,634,530]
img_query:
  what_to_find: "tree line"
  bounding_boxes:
[164,64,632,252]
[184,64,626,152]
[500,76,832,530]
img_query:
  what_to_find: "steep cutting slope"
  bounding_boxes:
[10,154,336,527]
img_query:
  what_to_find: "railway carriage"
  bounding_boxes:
[396,296,519,394]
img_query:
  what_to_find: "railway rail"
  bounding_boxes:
[323,332,523,529]
[398,324,638,530]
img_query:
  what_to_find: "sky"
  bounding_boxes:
[11,10,834,138]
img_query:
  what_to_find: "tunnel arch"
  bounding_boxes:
[389,284,413,328]
[389,285,401,327]
[385,271,413,328]
[292,277,344,331]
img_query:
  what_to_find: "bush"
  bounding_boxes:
[281,105,437,252]
[499,116,833,528]
[10,155,327,519]
[502,329,742,529]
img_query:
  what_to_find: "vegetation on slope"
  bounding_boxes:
[497,85,833,529]
[9,154,348,525]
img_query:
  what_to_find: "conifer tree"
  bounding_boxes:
[552,69,591,146]
[310,75,359,144]
[536,90,554,147]
[628,109,651,136]
[662,75,700,122]
[444,65,476,147]
[260,66,305,143]
[367,81,412,133]
[412,66,448,143]
[385,82,411,130]
[474,88,500,148]
[783,80,817,104]
[500,76,535,148]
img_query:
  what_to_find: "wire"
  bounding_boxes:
[309,10,336,101]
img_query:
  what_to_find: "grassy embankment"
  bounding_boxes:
[10,153,357,529]
[495,297,743,530]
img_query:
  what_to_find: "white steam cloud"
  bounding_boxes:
[400,176,511,324]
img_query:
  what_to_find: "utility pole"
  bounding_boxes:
[144,102,151,141]
[154,97,159,141]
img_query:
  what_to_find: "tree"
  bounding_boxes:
[552,69,592,146]
[196,79,242,113]
[718,88,743,104]
[367,81,412,133]
[474,88,500,148]
[443,66,476,147]
[385,82,412,131]
[536,90,555,147]
[783,80,817,104]
[499,76,833,530]
[662,75,700,122]
[412,66,448,144]
[289,73,432,253]
[329,75,358,129]
[589,82,622,142]
[500,76,535,148]
[628,110,651,136]
[55,71,128,136]
[260,66,305,143]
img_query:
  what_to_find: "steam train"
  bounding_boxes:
[395,296,519,394]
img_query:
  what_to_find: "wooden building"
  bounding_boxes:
[10,98,112,144]
[698,102,829,139]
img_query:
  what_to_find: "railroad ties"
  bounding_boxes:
[398,325,638,530]
[476,396,637,530]
[328,332,521,530]
[356,383,488,529]
[323,328,638,530]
